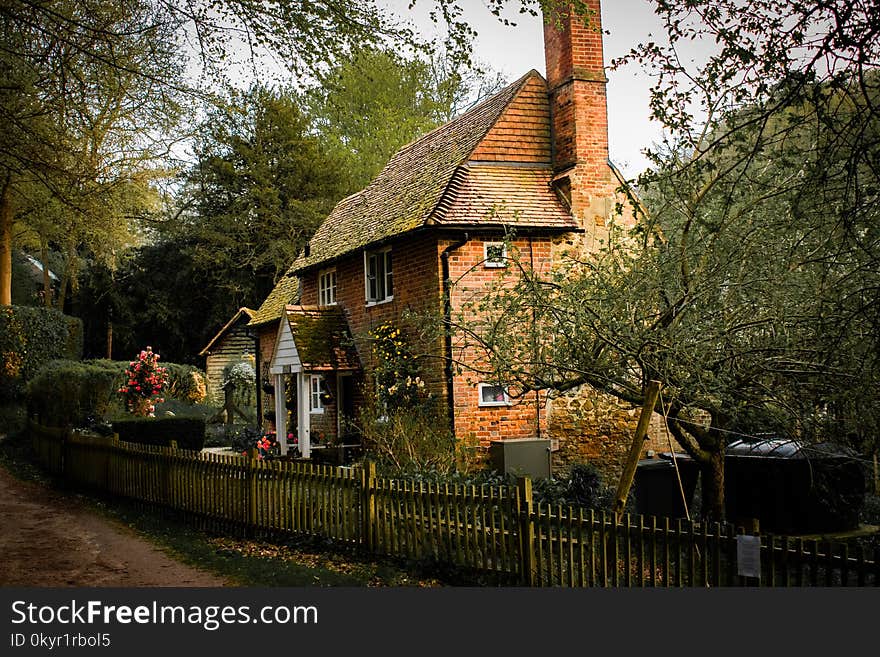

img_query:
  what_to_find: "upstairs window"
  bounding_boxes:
[319,268,337,306]
[365,247,393,304]
[484,242,507,268]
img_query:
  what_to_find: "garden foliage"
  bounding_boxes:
[27,359,207,428]
[0,305,83,401]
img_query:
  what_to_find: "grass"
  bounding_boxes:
[0,416,443,587]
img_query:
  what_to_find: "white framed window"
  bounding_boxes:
[484,242,507,268]
[319,268,337,306]
[309,375,324,414]
[365,247,393,304]
[478,383,510,407]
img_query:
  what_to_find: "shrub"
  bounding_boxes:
[27,359,208,428]
[118,346,169,416]
[0,305,83,401]
[165,364,207,404]
[27,359,125,427]
[112,416,206,451]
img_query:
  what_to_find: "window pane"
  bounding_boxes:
[481,385,506,403]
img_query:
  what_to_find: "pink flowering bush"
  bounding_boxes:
[118,346,169,416]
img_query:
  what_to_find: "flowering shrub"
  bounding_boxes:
[370,323,429,411]
[118,346,169,416]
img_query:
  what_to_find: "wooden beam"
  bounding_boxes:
[613,380,662,521]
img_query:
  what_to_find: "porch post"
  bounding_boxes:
[298,371,311,458]
[274,373,288,455]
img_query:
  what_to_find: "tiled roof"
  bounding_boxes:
[291,70,546,273]
[285,305,360,371]
[435,163,574,228]
[199,307,255,356]
[248,275,300,327]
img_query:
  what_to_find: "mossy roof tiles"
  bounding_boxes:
[248,275,301,327]
[284,305,360,371]
[291,70,569,273]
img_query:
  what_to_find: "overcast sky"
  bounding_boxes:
[382,1,669,178]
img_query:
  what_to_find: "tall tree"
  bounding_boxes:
[455,1,880,520]
[306,47,506,193]
[0,0,185,305]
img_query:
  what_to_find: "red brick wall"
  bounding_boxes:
[444,235,554,448]
[299,232,447,402]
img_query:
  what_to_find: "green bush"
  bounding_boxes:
[0,305,83,400]
[112,417,206,451]
[26,359,208,428]
[26,359,124,427]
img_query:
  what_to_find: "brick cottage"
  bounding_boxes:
[247,0,665,473]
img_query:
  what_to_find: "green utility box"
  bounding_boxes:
[489,438,552,480]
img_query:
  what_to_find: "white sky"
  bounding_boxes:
[381,1,669,178]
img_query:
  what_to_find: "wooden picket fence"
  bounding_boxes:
[30,421,879,587]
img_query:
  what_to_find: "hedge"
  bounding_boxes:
[26,359,207,429]
[111,417,206,451]
[0,305,83,401]
[26,360,123,428]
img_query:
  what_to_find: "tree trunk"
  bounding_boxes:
[700,448,726,522]
[0,176,12,306]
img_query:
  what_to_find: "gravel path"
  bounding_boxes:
[0,465,228,587]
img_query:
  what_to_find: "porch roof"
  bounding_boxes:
[284,305,360,371]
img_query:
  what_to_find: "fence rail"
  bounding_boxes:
[29,421,878,587]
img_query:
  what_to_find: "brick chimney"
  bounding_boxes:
[544,0,615,228]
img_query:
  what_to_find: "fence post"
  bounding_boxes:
[517,476,536,586]
[247,448,258,536]
[361,461,376,552]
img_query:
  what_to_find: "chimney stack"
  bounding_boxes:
[544,1,614,227]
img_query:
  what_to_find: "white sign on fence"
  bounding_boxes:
[737,535,762,579]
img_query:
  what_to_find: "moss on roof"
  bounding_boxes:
[286,306,360,371]
[248,275,300,327]
[291,71,543,273]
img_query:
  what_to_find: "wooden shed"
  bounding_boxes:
[199,307,256,402]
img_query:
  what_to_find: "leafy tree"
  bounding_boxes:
[306,47,506,193]
[0,0,185,306]
[455,1,879,520]
[177,85,347,301]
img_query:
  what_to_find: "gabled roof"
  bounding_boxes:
[291,69,574,273]
[248,275,301,327]
[284,305,360,371]
[199,307,256,356]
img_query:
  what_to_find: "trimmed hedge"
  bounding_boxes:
[26,359,208,428]
[0,305,83,400]
[26,360,124,428]
[112,417,206,451]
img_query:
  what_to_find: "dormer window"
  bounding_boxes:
[365,247,393,304]
[484,242,507,268]
[319,268,337,306]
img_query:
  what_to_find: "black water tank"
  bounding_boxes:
[633,453,699,518]
[724,439,865,534]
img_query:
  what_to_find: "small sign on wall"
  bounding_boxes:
[737,535,761,579]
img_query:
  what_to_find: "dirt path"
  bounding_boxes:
[0,466,228,587]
